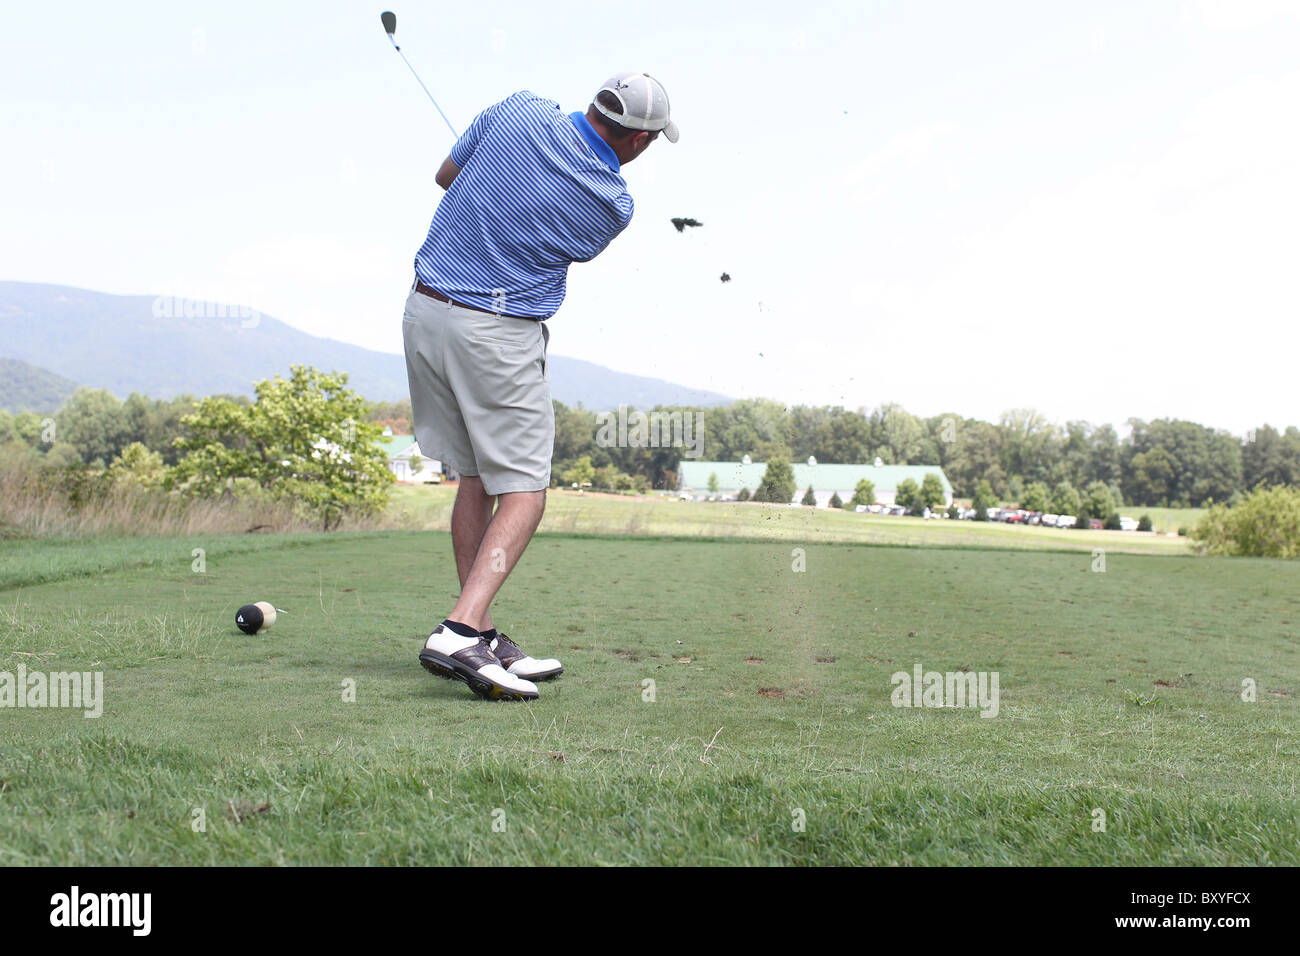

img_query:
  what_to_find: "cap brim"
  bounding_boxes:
[662,119,679,143]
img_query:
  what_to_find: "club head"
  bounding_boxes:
[380,11,397,35]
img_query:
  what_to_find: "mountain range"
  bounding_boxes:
[0,281,731,413]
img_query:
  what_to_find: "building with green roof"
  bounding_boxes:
[374,429,442,483]
[677,458,953,508]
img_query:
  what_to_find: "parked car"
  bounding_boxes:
[1041,513,1060,527]
[1119,516,1139,531]
[1057,514,1076,528]
[1089,518,1104,530]
[1004,510,1027,524]
[1026,512,1042,525]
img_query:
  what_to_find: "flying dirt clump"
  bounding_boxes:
[670,217,703,232]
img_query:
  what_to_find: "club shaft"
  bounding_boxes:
[392,43,457,137]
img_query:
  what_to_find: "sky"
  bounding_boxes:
[2,0,1298,435]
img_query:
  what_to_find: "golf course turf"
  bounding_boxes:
[0,527,1295,865]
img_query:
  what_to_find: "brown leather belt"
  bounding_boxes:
[415,280,537,320]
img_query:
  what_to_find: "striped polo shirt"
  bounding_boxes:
[413,91,634,318]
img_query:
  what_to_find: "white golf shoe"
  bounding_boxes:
[418,625,539,701]
[487,632,564,681]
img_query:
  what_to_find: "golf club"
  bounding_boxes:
[380,10,458,137]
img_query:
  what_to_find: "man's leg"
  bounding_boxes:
[451,475,496,630]
[448,489,546,632]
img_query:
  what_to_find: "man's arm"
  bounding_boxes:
[435,156,461,190]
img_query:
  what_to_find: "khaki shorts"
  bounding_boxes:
[402,288,553,495]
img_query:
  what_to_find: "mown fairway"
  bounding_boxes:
[0,529,1295,865]
[392,485,1194,555]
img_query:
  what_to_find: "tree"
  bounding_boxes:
[1242,424,1300,491]
[920,472,946,509]
[56,388,132,467]
[1122,418,1242,507]
[108,442,165,489]
[593,464,621,491]
[737,487,751,502]
[829,491,843,509]
[1125,446,1176,506]
[999,408,1059,486]
[707,472,720,494]
[801,485,817,506]
[560,455,595,487]
[868,403,926,464]
[950,420,1006,498]
[168,366,392,529]
[971,479,996,520]
[1049,480,1081,516]
[754,457,796,505]
[850,478,876,508]
[894,478,920,512]
[1137,514,1153,532]
[1082,480,1115,523]
[1020,480,1050,513]
[810,408,872,462]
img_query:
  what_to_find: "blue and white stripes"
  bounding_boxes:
[413,91,634,318]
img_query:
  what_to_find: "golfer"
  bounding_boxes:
[404,73,678,700]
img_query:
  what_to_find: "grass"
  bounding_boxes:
[1123,506,1206,534]
[1,528,1295,865]
[393,485,1193,555]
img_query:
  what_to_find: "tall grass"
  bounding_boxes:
[0,463,430,540]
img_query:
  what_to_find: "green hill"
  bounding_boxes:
[0,357,80,413]
[0,281,732,408]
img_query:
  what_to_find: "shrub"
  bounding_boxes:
[1020,481,1050,513]
[829,491,843,509]
[1191,485,1300,557]
[1103,512,1122,531]
[801,486,817,507]
[1137,514,1153,532]
[850,479,875,509]
[920,473,946,509]
[895,478,921,512]
[755,459,796,505]
[737,487,751,502]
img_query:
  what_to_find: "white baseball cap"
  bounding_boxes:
[593,72,679,143]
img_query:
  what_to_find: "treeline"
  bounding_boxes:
[1,370,388,531]
[545,400,1296,508]
[5,389,1297,509]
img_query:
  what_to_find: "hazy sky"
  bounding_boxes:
[3,0,1297,434]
